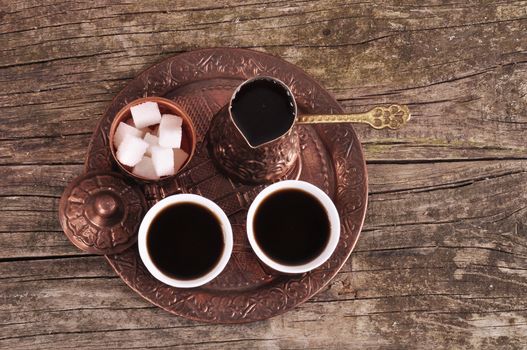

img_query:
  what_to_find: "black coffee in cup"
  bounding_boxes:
[231,78,296,147]
[146,203,224,280]
[252,188,331,265]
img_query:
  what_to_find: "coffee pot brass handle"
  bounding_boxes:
[297,104,411,130]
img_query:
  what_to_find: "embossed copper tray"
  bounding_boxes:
[85,48,367,323]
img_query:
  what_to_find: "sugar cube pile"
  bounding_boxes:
[114,101,189,180]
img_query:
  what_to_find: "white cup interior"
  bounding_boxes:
[138,194,233,288]
[246,180,340,274]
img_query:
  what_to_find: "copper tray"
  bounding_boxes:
[84,48,368,323]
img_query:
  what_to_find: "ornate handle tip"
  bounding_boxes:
[370,104,411,129]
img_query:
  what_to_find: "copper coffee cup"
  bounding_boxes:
[209,76,300,184]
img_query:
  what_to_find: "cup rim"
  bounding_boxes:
[246,180,340,274]
[138,194,233,288]
[228,76,298,149]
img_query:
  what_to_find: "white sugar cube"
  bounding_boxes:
[130,101,162,129]
[116,134,149,167]
[113,122,144,148]
[143,132,159,157]
[132,156,159,180]
[159,114,183,148]
[151,146,175,177]
[173,148,189,173]
[144,132,158,145]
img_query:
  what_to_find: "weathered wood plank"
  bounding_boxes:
[0,164,82,196]
[1,251,526,349]
[1,0,527,348]
[0,159,525,347]
[1,1,526,162]
[0,231,84,259]
[2,61,526,164]
[0,134,89,165]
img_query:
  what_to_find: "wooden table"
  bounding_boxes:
[1,1,526,348]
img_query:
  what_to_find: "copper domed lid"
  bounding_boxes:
[59,171,147,255]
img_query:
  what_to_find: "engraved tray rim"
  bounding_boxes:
[84,48,368,323]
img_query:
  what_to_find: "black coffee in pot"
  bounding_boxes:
[231,78,296,147]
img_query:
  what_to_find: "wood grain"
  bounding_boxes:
[1,0,526,349]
